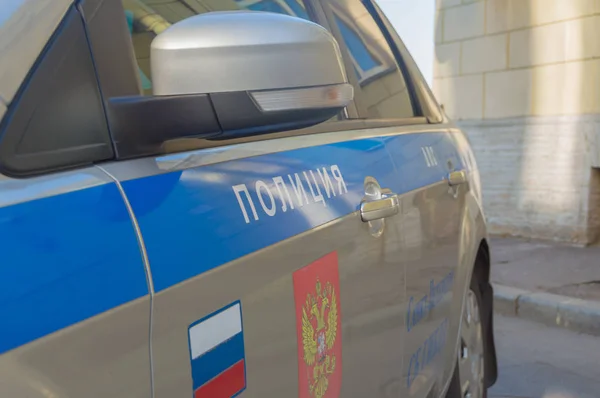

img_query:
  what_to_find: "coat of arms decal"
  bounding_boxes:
[293,252,342,398]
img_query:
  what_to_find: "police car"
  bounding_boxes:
[0,0,497,397]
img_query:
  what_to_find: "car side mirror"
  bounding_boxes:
[107,11,353,159]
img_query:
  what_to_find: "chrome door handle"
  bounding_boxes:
[448,170,467,186]
[360,193,400,222]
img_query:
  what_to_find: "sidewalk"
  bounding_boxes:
[490,236,600,335]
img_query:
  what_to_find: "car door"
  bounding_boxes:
[385,130,464,398]
[89,0,408,397]
[0,3,151,397]
[103,136,409,397]
[319,1,466,397]
[364,3,466,398]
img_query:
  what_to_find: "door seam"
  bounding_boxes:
[95,164,156,398]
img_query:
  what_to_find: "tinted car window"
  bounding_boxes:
[122,0,313,95]
[0,6,113,176]
[327,0,414,119]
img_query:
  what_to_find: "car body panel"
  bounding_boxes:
[116,136,396,292]
[0,167,152,397]
[0,296,151,398]
[104,131,408,397]
[99,123,478,397]
[0,0,496,395]
[383,132,465,397]
[147,212,408,397]
[0,124,489,398]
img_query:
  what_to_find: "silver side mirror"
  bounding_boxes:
[108,11,353,158]
[151,11,352,108]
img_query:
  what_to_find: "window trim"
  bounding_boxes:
[158,116,431,155]
[315,0,370,117]
[303,0,360,118]
[367,0,444,123]
[0,4,114,177]
[361,0,425,118]
[316,0,424,121]
[329,5,394,85]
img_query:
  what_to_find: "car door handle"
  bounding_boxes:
[448,170,467,186]
[360,193,400,222]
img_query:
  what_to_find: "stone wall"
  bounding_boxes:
[434,0,600,244]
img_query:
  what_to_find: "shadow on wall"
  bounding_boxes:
[434,0,600,245]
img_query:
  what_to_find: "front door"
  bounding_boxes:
[103,129,407,397]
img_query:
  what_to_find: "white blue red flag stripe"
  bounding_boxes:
[188,301,246,398]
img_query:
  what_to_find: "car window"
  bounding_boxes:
[122,0,313,95]
[326,0,415,119]
[0,6,113,176]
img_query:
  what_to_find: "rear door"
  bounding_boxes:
[318,0,465,397]
[365,3,465,397]
[386,131,463,398]
[93,1,408,397]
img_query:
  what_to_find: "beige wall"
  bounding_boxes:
[434,0,600,244]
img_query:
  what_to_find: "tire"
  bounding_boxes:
[445,268,488,398]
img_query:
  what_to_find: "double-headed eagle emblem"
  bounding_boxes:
[301,278,338,398]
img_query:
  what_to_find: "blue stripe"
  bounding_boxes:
[0,181,148,354]
[0,130,467,354]
[381,132,466,192]
[123,132,464,292]
[122,137,396,291]
[190,332,245,390]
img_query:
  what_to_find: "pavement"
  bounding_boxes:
[490,314,600,398]
[490,236,600,335]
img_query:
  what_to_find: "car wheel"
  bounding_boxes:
[447,271,487,398]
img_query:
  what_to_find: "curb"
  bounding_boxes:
[493,284,600,336]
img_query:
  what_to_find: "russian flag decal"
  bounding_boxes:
[188,301,246,398]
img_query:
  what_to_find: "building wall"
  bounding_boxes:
[434,0,600,244]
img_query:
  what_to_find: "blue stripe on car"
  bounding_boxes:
[0,181,148,354]
[122,132,463,292]
[0,130,464,353]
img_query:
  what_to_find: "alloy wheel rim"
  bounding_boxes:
[458,289,485,398]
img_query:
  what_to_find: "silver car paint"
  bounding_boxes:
[400,178,463,397]
[147,210,407,397]
[100,123,453,181]
[0,127,487,398]
[101,123,412,397]
[101,122,488,398]
[0,1,491,397]
[0,297,152,398]
[151,11,347,95]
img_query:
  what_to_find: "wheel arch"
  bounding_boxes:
[474,238,498,388]
[443,190,497,397]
